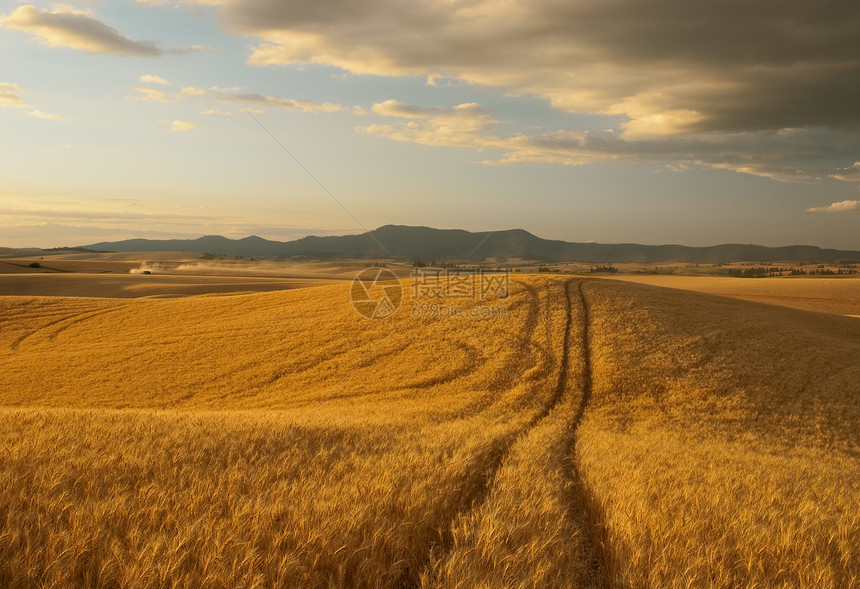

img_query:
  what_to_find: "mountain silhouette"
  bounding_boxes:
[83,225,860,263]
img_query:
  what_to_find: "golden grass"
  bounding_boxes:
[578,279,860,588]
[0,408,528,587]
[607,274,860,316]
[0,278,574,587]
[0,276,858,587]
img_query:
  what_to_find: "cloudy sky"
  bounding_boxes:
[1,0,859,249]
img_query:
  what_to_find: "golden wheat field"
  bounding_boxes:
[607,275,860,317]
[0,276,858,588]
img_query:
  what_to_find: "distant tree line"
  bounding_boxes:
[728,266,785,277]
[41,247,109,253]
[413,261,463,269]
[727,266,858,277]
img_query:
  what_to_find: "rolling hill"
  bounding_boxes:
[82,225,860,263]
[0,247,41,259]
[0,276,857,587]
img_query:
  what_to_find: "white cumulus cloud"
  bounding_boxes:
[170,120,196,131]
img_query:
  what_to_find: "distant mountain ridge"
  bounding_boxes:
[82,225,860,264]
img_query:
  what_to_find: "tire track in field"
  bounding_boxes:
[9,307,120,351]
[548,279,576,416]
[405,279,574,588]
[386,339,483,392]
[318,283,543,411]
[256,333,484,406]
[9,311,90,351]
[477,278,574,486]
[565,279,605,585]
[238,282,528,406]
[457,282,547,416]
[571,280,593,430]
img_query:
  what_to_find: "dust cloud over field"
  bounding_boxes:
[0,277,857,587]
[127,260,364,278]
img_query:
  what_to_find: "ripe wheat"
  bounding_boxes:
[0,276,857,587]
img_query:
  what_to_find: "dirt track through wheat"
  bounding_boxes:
[420,279,608,587]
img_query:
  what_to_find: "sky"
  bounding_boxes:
[1,0,859,250]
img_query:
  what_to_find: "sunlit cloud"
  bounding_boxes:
[0,82,29,108]
[1,5,162,56]
[218,93,343,113]
[360,100,860,183]
[170,120,195,131]
[28,109,63,120]
[360,100,498,148]
[156,84,345,113]
[133,86,175,102]
[132,80,342,116]
[807,200,860,213]
[830,162,860,183]
[616,109,707,141]
[227,0,860,135]
[137,0,225,5]
[139,74,168,84]
[220,0,860,183]
[371,99,489,120]
[2,82,61,119]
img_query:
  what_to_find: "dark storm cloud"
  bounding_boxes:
[222,0,860,134]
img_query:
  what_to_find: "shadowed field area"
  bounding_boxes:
[0,255,364,298]
[0,273,341,298]
[0,276,858,587]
